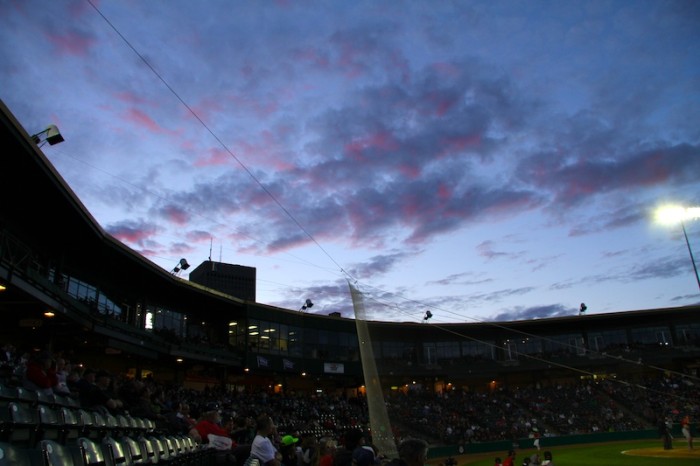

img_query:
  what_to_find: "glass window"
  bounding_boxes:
[289,325,302,357]
[587,329,628,352]
[461,340,495,360]
[435,341,460,360]
[631,326,672,345]
[542,334,582,355]
[248,319,260,351]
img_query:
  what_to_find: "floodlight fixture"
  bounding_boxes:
[172,258,191,275]
[655,205,700,291]
[31,124,64,147]
[300,299,314,311]
[424,310,433,321]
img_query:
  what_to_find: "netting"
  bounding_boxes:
[348,280,398,458]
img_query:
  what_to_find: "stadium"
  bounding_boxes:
[1,99,699,464]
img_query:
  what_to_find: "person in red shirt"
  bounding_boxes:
[195,410,239,464]
[502,450,516,466]
[23,351,58,394]
[681,415,693,450]
[319,438,337,466]
[195,410,236,445]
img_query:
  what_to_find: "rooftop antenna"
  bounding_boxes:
[210,238,215,271]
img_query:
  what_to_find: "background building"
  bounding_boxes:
[189,260,256,302]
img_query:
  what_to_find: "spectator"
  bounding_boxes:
[250,414,281,466]
[76,368,124,415]
[278,434,299,466]
[53,357,71,395]
[22,350,57,395]
[195,410,235,445]
[681,414,693,450]
[318,438,337,466]
[195,409,238,465]
[385,438,428,466]
[232,416,256,445]
[503,450,516,466]
[167,401,197,435]
[540,451,554,466]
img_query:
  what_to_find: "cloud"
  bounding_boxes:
[107,219,159,247]
[490,304,573,322]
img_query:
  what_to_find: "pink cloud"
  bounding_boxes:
[46,30,95,57]
[194,147,231,167]
[114,91,149,106]
[233,131,296,171]
[344,132,400,160]
[109,224,157,245]
[123,108,160,132]
[161,205,190,226]
[123,107,177,135]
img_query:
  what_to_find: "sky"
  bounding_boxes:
[1,0,699,325]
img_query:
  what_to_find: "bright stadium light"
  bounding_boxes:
[655,205,700,291]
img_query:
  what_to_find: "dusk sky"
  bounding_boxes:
[1,0,699,324]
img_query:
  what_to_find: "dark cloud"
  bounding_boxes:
[490,304,573,322]
[518,140,700,211]
[107,219,159,246]
[347,250,416,280]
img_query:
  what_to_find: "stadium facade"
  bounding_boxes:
[1,99,699,396]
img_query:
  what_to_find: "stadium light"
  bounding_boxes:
[172,258,190,275]
[300,299,314,312]
[655,205,700,291]
[31,124,64,147]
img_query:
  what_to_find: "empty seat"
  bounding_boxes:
[37,404,62,442]
[40,439,81,466]
[14,388,38,406]
[0,441,42,466]
[59,407,83,445]
[151,436,171,463]
[138,435,160,464]
[103,435,130,465]
[120,435,146,464]
[35,390,56,407]
[6,401,39,446]
[77,437,108,466]
[53,393,80,409]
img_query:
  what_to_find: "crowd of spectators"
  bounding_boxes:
[1,342,697,451]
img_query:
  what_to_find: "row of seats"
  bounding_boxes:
[0,383,80,409]
[0,383,219,465]
[0,434,215,465]
[0,401,157,447]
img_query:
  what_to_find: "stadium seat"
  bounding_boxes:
[6,401,39,446]
[0,441,42,466]
[40,439,81,466]
[77,437,108,466]
[103,435,131,465]
[138,435,160,464]
[37,404,62,442]
[34,390,55,407]
[78,409,99,440]
[120,435,145,464]
[59,407,83,445]
[14,388,38,406]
